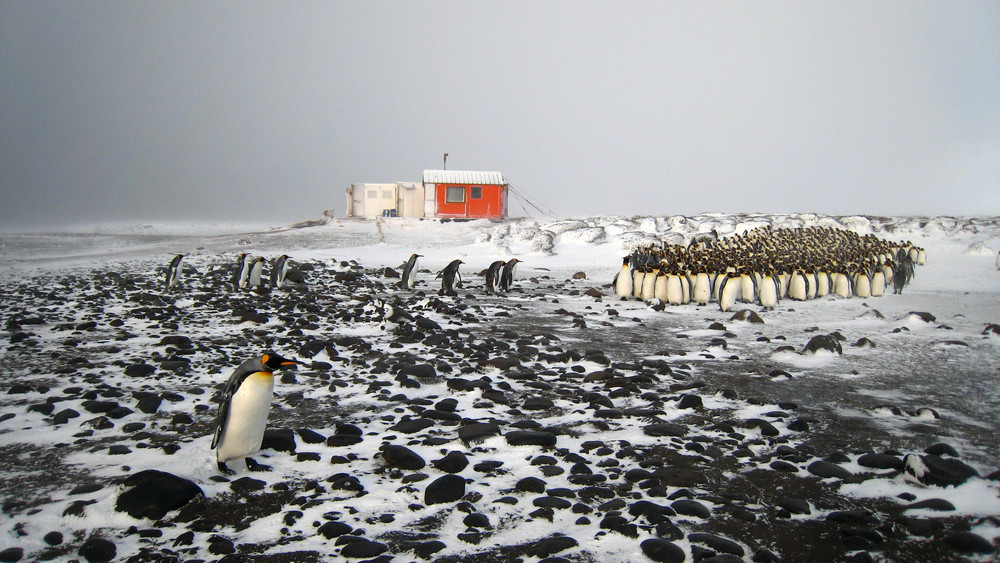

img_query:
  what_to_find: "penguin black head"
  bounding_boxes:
[261,353,304,371]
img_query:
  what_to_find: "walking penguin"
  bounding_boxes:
[165,254,184,290]
[212,352,303,474]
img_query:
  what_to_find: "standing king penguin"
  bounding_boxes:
[485,260,505,294]
[400,253,423,289]
[232,253,250,290]
[613,257,632,300]
[498,258,521,292]
[165,254,185,290]
[270,255,290,288]
[438,259,464,295]
[212,352,303,473]
[247,257,266,288]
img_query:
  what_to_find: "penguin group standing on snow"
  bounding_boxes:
[612,226,926,311]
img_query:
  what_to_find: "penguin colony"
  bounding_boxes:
[613,226,926,311]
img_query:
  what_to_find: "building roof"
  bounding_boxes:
[423,170,505,185]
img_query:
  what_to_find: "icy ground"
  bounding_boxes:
[0,213,998,562]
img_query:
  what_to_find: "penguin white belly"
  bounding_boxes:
[788,275,807,301]
[632,272,645,299]
[719,281,739,312]
[680,276,691,304]
[854,275,872,298]
[665,276,683,305]
[917,249,926,265]
[832,274,851,298]
[653,276,668,302]
[778,273,790,298]
[871,271,885,296]
[248,264,263,287]
[217,374,275,463]
[238,265,250,288]
[640,272,657,300]
[805,274,817,300]
[615,267,633,299]
[692,274,711,305]
[759,278,778,309]
[739,276,755,303]
[815,273,830,297]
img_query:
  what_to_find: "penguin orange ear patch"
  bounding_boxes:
[262,354,270,365]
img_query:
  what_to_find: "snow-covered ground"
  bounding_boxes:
[1,213,998,562]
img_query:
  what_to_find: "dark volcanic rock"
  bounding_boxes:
[317,521,353,539]
[115,470,203,520]
[124,363,156,377]
[261,429,297,452]
[425,474,466,505]
[0,548,23,562]
[857,453,904,470]
[643,423,687,437]
[807,461,853,480]
[943,531,994,553]
[78,536,116,563]
[432,451,470,473]
[339,538,388,558]
[382,445,426,470]
[640,538,686,563]
[506,431,557,447]
[527,536,579,558]
[459,422,500,444]
[671,499,711,518]
[802,334,843,355]
[689,532,745,556]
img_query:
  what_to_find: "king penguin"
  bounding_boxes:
[613,256,633,300]
[165,254,184,290]
[232,253,250,290]
[400,253,422,289]
[485,260,505,294]
[438,259,464,295]
[691,268,712,306]
[247,257,266,288]
[212,352,303,473]
[787,270,809,301]
[758,271,780,310]
[269,255,290,288]
[498,258,520,292]
[718,272,741,312]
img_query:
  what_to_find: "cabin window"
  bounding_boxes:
[367,190,378,199]
[446,186,465,203]
[470,186,483,199]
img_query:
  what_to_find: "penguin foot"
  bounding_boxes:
[245,458,272,472]
[217,461,236,476]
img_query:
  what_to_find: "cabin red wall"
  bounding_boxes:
[435,184,507,218]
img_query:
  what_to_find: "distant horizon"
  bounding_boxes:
[3,210,1000,236]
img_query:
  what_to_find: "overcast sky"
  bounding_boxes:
[2,1,998,228]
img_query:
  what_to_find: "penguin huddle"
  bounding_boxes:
[613,226,925,311]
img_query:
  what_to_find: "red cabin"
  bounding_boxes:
[423,170,508,219]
